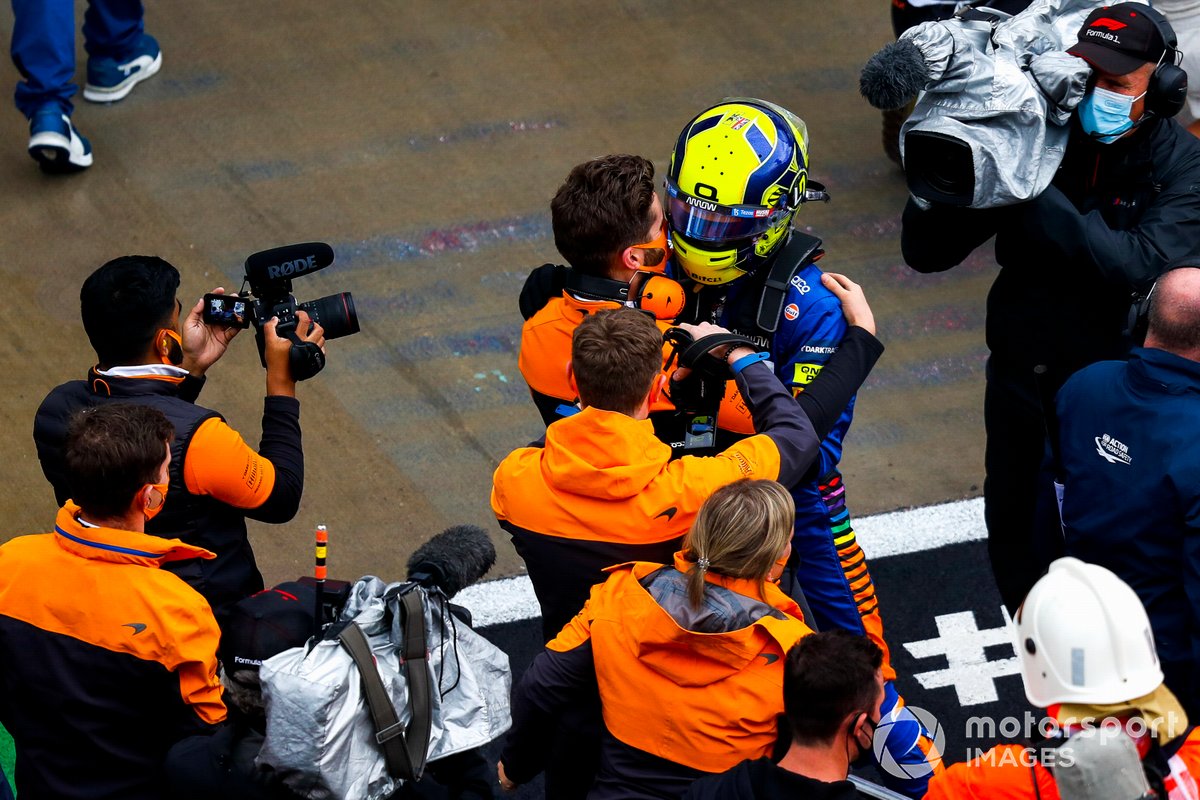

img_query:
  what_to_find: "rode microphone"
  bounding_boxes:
[244,242,335,295]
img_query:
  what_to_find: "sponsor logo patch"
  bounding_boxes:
[1094,433,1132,465]
[784,303,800,320]
[790,275,811,294]
[793,362,823,387]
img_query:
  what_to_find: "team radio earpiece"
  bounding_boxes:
[1140,6,1188,120]
[158,328,183,367]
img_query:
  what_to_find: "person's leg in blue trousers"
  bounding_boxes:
[10,0,76,118]
[82,0,144,61]
[11,0,144,119]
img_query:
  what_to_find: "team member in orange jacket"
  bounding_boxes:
[493,289,881,642]
[925,558,1200,800]
[517,154,754,448]
[33,255,325,618]
[684,630,887,800]
[499,480,813,799]
[500,480,939,799]
[0,403,226,800]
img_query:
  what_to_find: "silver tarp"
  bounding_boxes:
[258,576,513,800]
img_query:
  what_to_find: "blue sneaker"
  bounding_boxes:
[83,34,162,103]
[27,107,93,172]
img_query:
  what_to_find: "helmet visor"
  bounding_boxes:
[665,178,789,243]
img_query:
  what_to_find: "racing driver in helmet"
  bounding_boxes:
[666,98,940,797]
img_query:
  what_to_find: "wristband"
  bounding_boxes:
[729,351,770,375]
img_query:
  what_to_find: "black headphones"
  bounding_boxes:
[1126,255,1200,344]
[1139,5,1189,121]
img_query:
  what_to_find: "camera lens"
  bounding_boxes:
[298,293,360,340]
[904,130,975,207]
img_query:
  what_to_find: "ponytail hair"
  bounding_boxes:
[682,479,795,609]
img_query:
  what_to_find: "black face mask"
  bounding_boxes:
[849,714,877,770]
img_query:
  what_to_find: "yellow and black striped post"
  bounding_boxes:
[314,524,328,634]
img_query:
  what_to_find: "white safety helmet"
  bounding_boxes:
[1016,557,1162,708]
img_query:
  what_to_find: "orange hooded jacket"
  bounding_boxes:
[492,363,815,642]
[549,555,812,772]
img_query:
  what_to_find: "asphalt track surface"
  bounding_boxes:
[0,1,1018,795]
[0,0,992,579]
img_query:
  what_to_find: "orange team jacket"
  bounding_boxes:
[0,503,226,798]
[503,555,812,785]
[924,733,1200,800]
[519,291,754,433]
[492,353,818,640]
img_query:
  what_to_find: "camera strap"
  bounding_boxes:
[337,588,433,782]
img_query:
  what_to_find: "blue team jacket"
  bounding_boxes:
[1056,347,1200,717]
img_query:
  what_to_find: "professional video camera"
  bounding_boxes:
[241,242,360,380]
[859,0,1095,208]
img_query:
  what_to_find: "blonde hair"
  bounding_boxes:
[682,479,795,608]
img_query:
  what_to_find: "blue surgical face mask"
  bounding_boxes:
[1079,85,1146,144]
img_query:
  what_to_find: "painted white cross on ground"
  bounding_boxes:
[903,607,1021,706]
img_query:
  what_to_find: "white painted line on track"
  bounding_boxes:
[853,496,986,558]
[458,497,986,628]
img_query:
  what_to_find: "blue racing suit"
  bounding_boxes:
[676,246,940,797]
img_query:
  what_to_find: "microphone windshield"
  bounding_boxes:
[406,524,496,598]
[860,38,930,110]
[244,242,335,290]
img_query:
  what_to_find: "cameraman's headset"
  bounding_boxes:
[1139,5,1188,121]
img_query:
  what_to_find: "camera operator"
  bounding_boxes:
[33,255,326,620]
[901,4,1200,613]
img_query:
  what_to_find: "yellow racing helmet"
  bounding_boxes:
[667,98,813,285]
